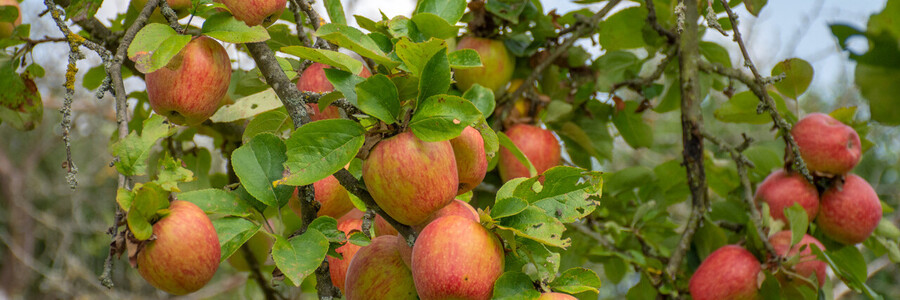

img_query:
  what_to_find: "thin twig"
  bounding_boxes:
[287,0,313,47]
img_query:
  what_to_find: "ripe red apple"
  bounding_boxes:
[412,216,504,300]
[689,245,760,300]
[769,231,827,287]
[455,36,515,94]
[296,62,372,121]
[791,113,862,175]
[374,214,399,236]
[362,131,458,225]
[498,124,561,182]
[411,199,479,232]
[328,216,363,292]
[451,126,488,195]
[755,170,819,223]
[227,230,272,272]
[816,174,882,244]
[220,0,286,27]
[146,36,231,125]
[288,175,354,219]
[539,292,577,300]
[0,0,21,39]
[137,201,220,295]
[344,235,418,300]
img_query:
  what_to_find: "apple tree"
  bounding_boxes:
[0,0,899,299]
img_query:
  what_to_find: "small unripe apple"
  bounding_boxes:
[0,0,21,39]
[689,245,760,300]
[499,124,561,182]
[146,36,231,125]
[791,113,862,175]
[220,0,286,27]
[769,231,827,287]
[328,216,363,292]
[539,292,578,300]
[411,199,479,232]
[288,175,354,219]
[137,201,220,295]
[451,126,487,195]
[412,216,504,300]
[362,131,458,225]
[817,174,882,244]
[455,36,515,94]
[296,62,372,121]
[344,235,418,300]
[227,230,272,272]
[755,170,819,223]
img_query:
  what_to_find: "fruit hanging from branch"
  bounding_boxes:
[792,113,862,175]
[499,124,561,182]
[689,245,761,300]
[296,62,372,121]
[454,36,515,94]
[755,169,819,224]
[220,0,287,27]
[288,175,354,219]
[450,126,488,195]
[816,174,882,244]
[769,231,827,287]
[344,235,418,300]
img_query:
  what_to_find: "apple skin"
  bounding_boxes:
[137,201,220,295]
[411,199,479,232]
[220,0,285,27]
[362,131,458,226]
[688,245,760,300]
[328,216,363,292]
[451,126,488,195]
[791,113,862,175]
[754,170,819,224]
[344,235,418,300]
[768,231,827,287]
[374,214,399,236]
[498,124,561,182]
[455,37,515,94]
[288,175,355,219]
[146,36,231,126]
[296,62,372,121]
[227,231,273,272]
[412,216,504,300]
[539,292,578,300]
[816,174,882,244]
[0,0,21,39]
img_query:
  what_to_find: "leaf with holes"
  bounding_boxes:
[210,89,282,123]
[409,94,482,142]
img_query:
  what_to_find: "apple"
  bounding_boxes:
[362,131,458,225]
[498,124,561,182]
[132,0,192,22]
[296,62,372,121]
[688,245,760,300]
[411,199,479,232]
[768,231,827,287]
[0,0,21,39]
[816,174,882,244]
[539,292,577,300]
[146,36,231,125]
[451,126,487,195]
[137,201,220,295]
[344,235,418,300]
[328,216,363,292]
[288,175,354,219]
[454,36,515,94]
[754,170,819,223]
[412,215,504,300]
[791,113,862,175]
[220,0,286,27]
[374,214,399,236]
[227,230,272,272]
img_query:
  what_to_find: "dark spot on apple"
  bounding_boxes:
[464,276,468,281]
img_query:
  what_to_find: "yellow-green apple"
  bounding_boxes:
[227,230,272,271]
[755,170,819,223]
[412,216,504,300]
[132,0,192,22]
[296,62,372,121]
[769,231,827,287]
[816,174,882,244]
[539,292,577,300]
[454,36,515,94]
[288,175,354,219]
[689,245,760,300]
[374,214,399,236]
[0,0,21,39]
[411,199,478,232]
[137,201,220,295]
[362,131,458,225]
[344,235,418,300]
[220,0,286,27]
[328,215,363,292]
[498,124,560,182]
[791,113,862,175]
[146,36,231,125]
[451,126,487,194]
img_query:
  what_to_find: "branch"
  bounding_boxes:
[610,45,677,94]
[290,0,335,50]
[242,246,284,300]
[332,169,418,243]
[645,0,677,43]
[287,0,313,47]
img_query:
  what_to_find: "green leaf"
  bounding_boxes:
[627,273,658,300]
[783,203,809,246]
[462,84,495,119]
[492,271,541,300]
[348,231,371,247]
[550,268,602,295]
[201,12,271,43]
[243,109,292,143]
[127,182,170,240]
[744,0,768,16]
[155,155,194,192]
[272,229,329,286]
[212,217,261,263]
[323,0,347,25]
[771,58,814,99]
[280,46,363,75]
[498,131,537,177]
[409,94,482,142]
[315,24,400,69]
[281,119,365,186]
[410,13,460,40]
[178,189,252,217]
[612,101,653,148]
[127,24,191,74]
[448,49,483,69]
[713,90,789,124]
[495,206,569,248]
[415,0,467,24]
[232,133,293,208]
[474,120,499,157]
[699,41,732,68]
[64,0,102,23]
[511,239,561,281]
[512,166,601,223]
[116,188,135,212]
[485,0,529,23]
[418,47,451,103]
[395,37,446,77]
[598,7,647,51]
[111,115,177,176]
[0,63,42,131]
[309,216,343,243]
[323,68,367,106]
[0,5,15,23]
[855,64,900,126]
[491,197,529,219]
[356,74,401,124]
